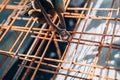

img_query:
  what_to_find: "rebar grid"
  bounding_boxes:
[0,0,120,80]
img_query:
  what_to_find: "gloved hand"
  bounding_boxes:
[23,0,65,24]
[20,0,71,41]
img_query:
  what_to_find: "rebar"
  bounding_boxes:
[0,0,120,80]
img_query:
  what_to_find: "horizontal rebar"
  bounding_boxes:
[0,0,120,80]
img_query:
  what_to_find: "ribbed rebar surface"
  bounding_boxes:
[0,0,120,80]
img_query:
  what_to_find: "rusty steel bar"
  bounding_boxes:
[90,0,115,79]
[0,0,120,80]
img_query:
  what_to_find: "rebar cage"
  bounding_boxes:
[0,0,120,80]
